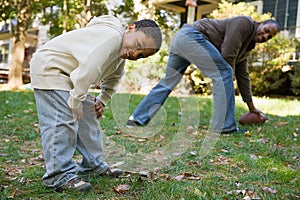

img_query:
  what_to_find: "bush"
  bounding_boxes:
[248,36,298,97]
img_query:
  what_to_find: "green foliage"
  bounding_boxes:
[38,0,109,37]
[189,67,212,95]
[112,0,138,24]
[122,42,169,92]
[209,0,272,21]
[289,62,300,95]
[248,35,296,96]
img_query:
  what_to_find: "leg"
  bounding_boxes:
[34,89,78,189]
[173,25,236,132]
[132,46,191,125]
[76,95,109,174]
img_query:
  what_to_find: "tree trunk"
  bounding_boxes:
[8,0,32,89]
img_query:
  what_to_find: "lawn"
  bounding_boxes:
[0,91,299,199]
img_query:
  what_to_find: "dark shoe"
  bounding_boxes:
[101,168,123,178]
[126,119,143,127]
[221,128,249,134]
[55,178,92,192]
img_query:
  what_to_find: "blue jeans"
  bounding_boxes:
[132,25,237,132]
[34,89,108,189]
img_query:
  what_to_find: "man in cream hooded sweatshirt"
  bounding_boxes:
[30,15,162,192]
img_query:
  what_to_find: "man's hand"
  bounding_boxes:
[247,102,266,120]
[92,97,105,119]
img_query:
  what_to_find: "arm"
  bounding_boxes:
[68,36,121,110]
[96,60,125,105]
[235,60,264,116]
[91,61,124,119]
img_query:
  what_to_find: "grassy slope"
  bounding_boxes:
[0,91,299,199]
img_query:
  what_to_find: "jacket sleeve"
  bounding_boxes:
[68,37,121,109]
[221,18,253,68]
[235,59,253,103]
[97,60,125,105]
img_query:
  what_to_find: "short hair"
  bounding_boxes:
[263,19,280,32]
[133,19,162,52]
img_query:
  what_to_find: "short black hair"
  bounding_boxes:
[133,19,162,52]
[263,19,280,32]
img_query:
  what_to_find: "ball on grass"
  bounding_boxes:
[238,112,268,125]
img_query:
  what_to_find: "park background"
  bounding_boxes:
[0,0,299,199]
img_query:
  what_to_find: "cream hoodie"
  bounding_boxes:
[30,15,125,109]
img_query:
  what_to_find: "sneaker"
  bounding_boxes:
[55,178,92,192]
[126,119,143,127]
[221,128,249,134]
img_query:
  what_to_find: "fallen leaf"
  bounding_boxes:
[139,170,150,177]
[8,188,19,198]
[235,181,242,188]
[259,138,269,144]
[210,156,230,165]
[275,121,288,127]
[138,170,155,179]
[257,127,262,133]
[114,184,130,194]
[174,172,201,181]
[174,174,185,181]
[245,132,252,137]
[262,186,277,194]
[186,176,200,180]
[110,161,124,168]
[250,154,258,160]
[187,161,201,166]
[291,177,298,182]
[155,135,165,143]
[292,132,298,137]
[220,149,229,153]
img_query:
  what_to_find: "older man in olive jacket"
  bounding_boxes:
[127,16,279,134]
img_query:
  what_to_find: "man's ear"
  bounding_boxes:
[126,23,136,31]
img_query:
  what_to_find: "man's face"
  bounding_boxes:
[255,23,278,43]
[120,24,157,60]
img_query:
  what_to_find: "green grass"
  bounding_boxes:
[0,91,299,199]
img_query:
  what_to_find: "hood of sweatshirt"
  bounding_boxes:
[87,15,123,34]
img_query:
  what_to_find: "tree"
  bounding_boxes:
[0,0,33,89]
[0,0,110,89]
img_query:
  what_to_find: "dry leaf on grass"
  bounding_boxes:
[174,172,200,181]
[210,156,230,165]
[8,188,19,198]
[114,184,130,194]
[139,170,155,180]
[262,186,277,194]
[275,121,288,127]
[226,189,260,199]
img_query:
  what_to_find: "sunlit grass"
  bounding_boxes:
[0,91,299,199]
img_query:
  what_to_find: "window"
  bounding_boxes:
[0,43,9,64]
